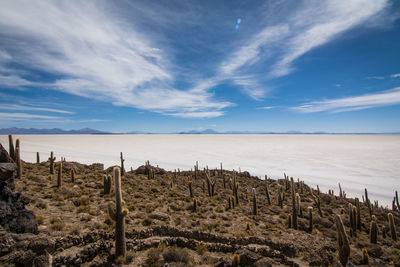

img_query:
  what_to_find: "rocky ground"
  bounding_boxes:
[0,143,400,266]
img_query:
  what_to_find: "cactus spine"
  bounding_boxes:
[120,152,125,176]
[16,140,22,179]
[265,175,271,205]
[49,152,56,174]
[57,161,62,187]
[388,212,397,241]
[335,214,350,267]
[291,178,298,229]
[370,217,377,244]
[252,188,257,216]
[107,167,128,259]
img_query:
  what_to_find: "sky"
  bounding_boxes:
[0,0,400,133]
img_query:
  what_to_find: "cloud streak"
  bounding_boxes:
[292,87,400,113]
[0,104,74,114]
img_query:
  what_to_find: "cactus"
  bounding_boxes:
[308,206,313,232]
[362,248,369,265]
[291,178,298,229]
[278,185,283,209]
[288,214,292,228]
[104,174,111,194]
[16,142,22,179]
[366,198,373,218]
[49,152,56,174]
[8,135,15,161]
[388,212,397,241]
[382,225,387,239]
[193,198,197,212]
[220,163,226,189]
[296,193,301,216]
[188,181,193,198]
[120,152,125,176]
[252,188,257,216]
[395,191,400,212]
[348,203,356,236]
[205,170,216,197]
[231,196,235,208]
[370,218,377,244]
[232,253,240,267]
[107,167,128,259]
[57,161,62,187]
[71,168,75,183]
[355,197,361,231]
[335,214,350,267]
[339,183,343,198]
[228,196,231,210]
[36,152,40,164]
[265,175,271,205]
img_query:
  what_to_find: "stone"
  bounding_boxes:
[0,144,13,163]
[235,248,261,266]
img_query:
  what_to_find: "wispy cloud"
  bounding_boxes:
[258,106,277,110]
[0,0,230,118]
[193,0,391,100]
[0,104,74,114]
[391,73,400,78]
[292,87,400,113]
[367,76,385,80]
[0,112,60,120]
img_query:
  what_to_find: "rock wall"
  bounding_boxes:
[0,143,38,234]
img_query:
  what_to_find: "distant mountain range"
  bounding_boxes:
[0,127,110,134]
[0,127,399,135]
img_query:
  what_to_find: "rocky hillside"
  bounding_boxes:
[0,140,399,266]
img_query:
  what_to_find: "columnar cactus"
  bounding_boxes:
[355,198,361,231]
[278,185,283,209]
[288,214,292,228]
[362,248,369,265]
[71,168,75,183]
[205,170,216,197]
[296,193,301,217]
[370,216,377,244]
[104,174,112,194]
[335,214,350,267]
[395,191,400,211]
[57,161,62,188]
[265,175,271,205]
[193,198,197,212]
[120,152,125,176]
[107,167,128,259]
[188,181,193,198]
[339,183,343,198]
[8,135,15,161]
[221,163,226,189]
[348,203,356,236]
[232,254,240,267]
[232,172,239,205]
[252,188,257,216]
[308,206,313,232]
[36,152,40,164]
[16,140,22,179]
[388,212,397,241]
[382,225,387,239]
[49,152,56,174]
[291,178,298,229]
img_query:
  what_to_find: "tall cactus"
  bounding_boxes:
[104,174,112,194]
[71,168,75,183]
[355,197,361,231]
[57,161,63,188]
[308,206,313,232]
[49,152,56,174]
[252,188,257,216]
[265,175,271,205]
[120,152,125,176]
[291,178,298,229]
[36,152,40,164]
[388,212,397,241]
[395,191,400,212]
[370,217,377,244]
[107,167,128,259]
[8,135,15,161]
[335,214,350,267]
[188,181,193,198]
[15,140,22,179]
[278,185,283,209]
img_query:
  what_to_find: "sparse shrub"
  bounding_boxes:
[162,246,191,264]
[36,215,44,225]
[145,248,163,267]
[50,217,65,231]
[69,226,80,235]
[195,244,208,255]
[36,202,47,209]
[142,217,152,226]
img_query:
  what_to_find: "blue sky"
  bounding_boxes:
[0,0,400,133]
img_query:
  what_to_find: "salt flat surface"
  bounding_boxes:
[1,134,399,206]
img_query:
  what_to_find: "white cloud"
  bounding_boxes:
[0,112,60,120]
[0,0,230,118]
[0,104,74,114]
[292,87,400,113]
[258,106,277,110]
[367,76,385,80]
[391,73,400,78]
